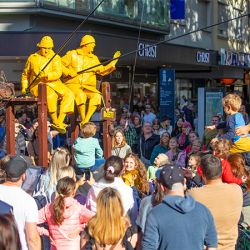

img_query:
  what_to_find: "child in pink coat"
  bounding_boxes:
[37,177,94,250]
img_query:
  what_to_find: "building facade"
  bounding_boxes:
[0,0,249,111]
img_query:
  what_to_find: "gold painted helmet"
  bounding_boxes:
[80,35,95,46]
[37,36,54,48]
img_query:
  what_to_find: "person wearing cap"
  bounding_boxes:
[21,35,75,134]
[62,34,121,126]
[142,165,218,250]
[188,154,243,250]
[0,155,41,250]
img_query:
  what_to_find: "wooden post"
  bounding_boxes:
[70,107,79,165]
[6,104,15,155]
[38,83,48,167]
[102,82,112,158]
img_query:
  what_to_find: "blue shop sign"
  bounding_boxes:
[220,48,250,67]
[159,68,175,126]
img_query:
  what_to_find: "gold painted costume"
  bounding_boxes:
[21,36,75,133]
[62,34,120,126]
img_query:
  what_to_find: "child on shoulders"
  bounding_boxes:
[73,122,104,179]
[210,93,250,153]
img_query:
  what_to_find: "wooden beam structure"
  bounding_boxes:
[6,83,48,167]
[102,82,112,159]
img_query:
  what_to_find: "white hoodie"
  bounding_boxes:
[86,177,135,214]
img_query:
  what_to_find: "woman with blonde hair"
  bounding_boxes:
[111,129,132,159]
[36,147,71,202]
[82,187,138,249]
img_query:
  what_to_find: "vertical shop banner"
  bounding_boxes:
[159,68,175,126]
[170,0,185,19]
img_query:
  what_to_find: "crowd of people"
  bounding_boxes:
[0,92,249,250]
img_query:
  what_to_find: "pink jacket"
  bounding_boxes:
[38,197,94,250]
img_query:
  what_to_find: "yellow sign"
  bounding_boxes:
[101,108,116,121]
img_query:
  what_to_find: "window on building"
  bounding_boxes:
[218,3,229,37]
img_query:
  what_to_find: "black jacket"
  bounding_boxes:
[138,133,160,160]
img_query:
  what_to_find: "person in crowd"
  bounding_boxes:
[55,166,90,206]
[21,36,75,134]
[0,155,41,250]
[27,122,54,166]
[227,153,250,226]
[37,177,94,250]
[183,101,194,128]
[131,114,142,153]
[159,116,172,135]
[179,95,188,110]
[137,122,160,167]
[86,156,136,221]
[142,166,218,250]
[177,121,192,150]
[142,104,156,124]
[82,187,138,249]
[187,139,203,156]
[62,34,120,126]
[198,138,246,185]
[183,153,203,189]
[189,154,243,250]
[118,117,137,150]
[122,153,149,197]
[210,93,250,153]
[74,122,104,179]
[152,118,161,135]
[121,104,131,120]
[150,132,170,165]
[147,153,170,181]
[171,117,184,137]
[136,168,165,234]
[227,153,250,190]
[186,131,206,154]
[239,104,249,125]
[132,114,142,135]
[111,129,132,159]
[36,147,71,202]
[0,120,26,156]
[0,214,21,250]
[166,137,186,168]
[26,118,39,141]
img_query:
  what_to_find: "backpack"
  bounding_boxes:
[22,166,44,195]
[33,184,49,210]
[22,166,49,210]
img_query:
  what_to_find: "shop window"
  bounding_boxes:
[175,79,192,105]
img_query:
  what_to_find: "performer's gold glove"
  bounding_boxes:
[111,51,121,67]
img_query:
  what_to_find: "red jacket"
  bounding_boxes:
[197,157,242,185]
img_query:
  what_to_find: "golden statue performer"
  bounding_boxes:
[62,34,121,126]
[21,36,75,134]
